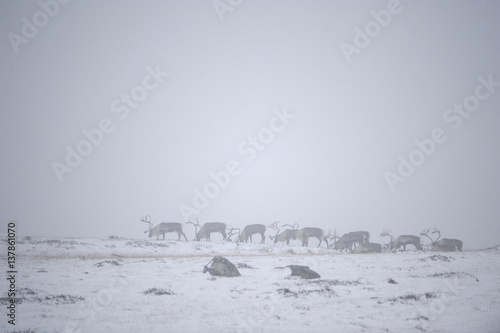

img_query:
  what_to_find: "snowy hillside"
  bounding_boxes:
[2,237,500,333]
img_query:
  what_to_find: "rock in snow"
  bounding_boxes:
[285,265,321,279]
[203,256,241,277]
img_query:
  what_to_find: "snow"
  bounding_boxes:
[2,236,500,333]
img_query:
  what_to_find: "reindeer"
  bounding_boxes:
[353,242,383,254]
[187,218,226,241]
[421,227,463,252]
[238,224,266,243]
[380,229,422,251]
[140,215,187,241]
[334,232,366,252]
[350,231,370,243]
[295,227,327,248]
[434,239,463,252]
[268,222,297,245]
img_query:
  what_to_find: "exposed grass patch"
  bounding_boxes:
[94,260,122,267]
[2,288,85,305]
[308,279,362,286]
[236,262,254,269]
[143,288,175,296]
[126,240,170,248]
[427,271,479,282]
[385,292,437,304]
[277,286,336,298]
[419,255,453,262]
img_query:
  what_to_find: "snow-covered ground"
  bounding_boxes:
[2,236,500,333]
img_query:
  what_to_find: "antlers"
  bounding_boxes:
[380,229,394,246]
[380,228,393,239]
[420,227,441,248]
[268,221,280,232]
[282,223,300,230]
[324,228,339,247]
[186,216,201,227]
[226,225,241,242]
[140,214,152,232]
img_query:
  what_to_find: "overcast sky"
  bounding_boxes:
[1,0,499,249]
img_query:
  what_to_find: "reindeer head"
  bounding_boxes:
[140,214,153,238]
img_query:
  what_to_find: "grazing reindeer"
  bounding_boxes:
[295,227,326,248]
[140,215,187,241]
[380,229,422,251]
[238,224,266,243]
[268,222,296,245]
[187,218,227,241]
[334,232,365,252]
[421,227,463,252]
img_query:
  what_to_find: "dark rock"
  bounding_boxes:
[203,256,240,277]
[286,265,320,279]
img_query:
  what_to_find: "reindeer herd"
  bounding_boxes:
[140,215,464,253]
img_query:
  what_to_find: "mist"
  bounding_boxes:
[1,0,499,249]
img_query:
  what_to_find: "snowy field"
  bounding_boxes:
[2,236,500,333]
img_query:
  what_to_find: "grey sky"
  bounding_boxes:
[1,0,499,249]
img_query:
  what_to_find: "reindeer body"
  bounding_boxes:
[390,235,422,251]
[196,222,227,241]
[271,229,296,245]
[239,224,266,243]
[148,222,188,240]
[334,232,365,252]
[432,238,463,252]
[353,242,382,254]
[295,227,325,248]
[349,231,370,243]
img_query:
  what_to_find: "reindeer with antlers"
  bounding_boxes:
[268,222,297,245]
[421,227,463,252]
[140,215,188,241]
[380,229,422,251]
[186,217,227,242]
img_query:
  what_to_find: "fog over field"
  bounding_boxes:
[1,1,500,249]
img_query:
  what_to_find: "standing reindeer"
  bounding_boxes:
[140,215,187,241]
[380,229,422,251]
[268,222,297,245]
[295,226,327,248]
[421,227,463,252]
[238,224,266,243]
[187,217,227,241]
